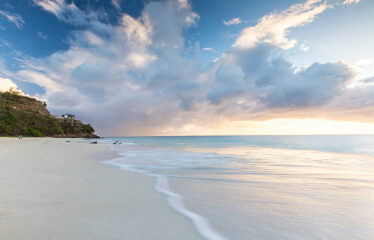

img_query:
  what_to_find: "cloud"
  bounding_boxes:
[0,10,24,29]
[299,43,309,52]
[223,17,242,26]
[0,77,24,94]
[111,0,121,10]
[11,0,203,136]
[207,64,245,104]
[37,32,48,40]
[234,0,328,49]
[33,0,110,34]
[208,44,356,109]
[203,47,214,52]
[356,59,373,66]
[5,0,374,136]
[363,77,374,84]
[343,0,360,5]
[177,0,190,9]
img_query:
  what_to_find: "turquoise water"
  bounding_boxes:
[102,136,374,240]
[106,135,374,154]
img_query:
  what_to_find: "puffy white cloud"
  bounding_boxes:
[177,0,189,9]
[121,14,152,47]
[223,17,242,26]
[208,44,356,110]
[10,0,203,135]
[7,0,374,136]
[0,10,24,29]
[0,77,24,94]
[234,0,328,49]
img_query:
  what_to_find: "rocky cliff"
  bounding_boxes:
[0,91,98,138]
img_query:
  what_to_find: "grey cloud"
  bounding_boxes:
[9,0,374,136]
[207,64,246,105]
[15,0,204,136]
[209,44,356,109]
[363,77,374,84]
[48,89,83,108]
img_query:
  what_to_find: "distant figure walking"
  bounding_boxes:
[18,134,23,140]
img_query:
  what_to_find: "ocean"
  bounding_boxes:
[100,136,374,240]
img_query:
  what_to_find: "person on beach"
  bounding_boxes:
[18,134,23,140]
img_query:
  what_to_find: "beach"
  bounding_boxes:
[1,136,374,240]
[0,138,202,240]
[105,136,374,240]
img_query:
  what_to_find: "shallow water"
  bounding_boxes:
[103,136,374,240]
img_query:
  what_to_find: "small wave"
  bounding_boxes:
[97,139,137,145]
[153,175,227,240]
[109,146,230,170]
[104,149,227,240]
[120,142,137,145]
[104,157,148,174]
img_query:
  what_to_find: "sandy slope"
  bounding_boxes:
[0,138,202,240]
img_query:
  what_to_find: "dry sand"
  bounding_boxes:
[0,137,202,240]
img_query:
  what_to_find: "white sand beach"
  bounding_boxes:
[0,138,202,240]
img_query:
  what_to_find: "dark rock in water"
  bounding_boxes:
[90,141,98,144]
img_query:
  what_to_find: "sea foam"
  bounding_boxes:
[104,145,227,240]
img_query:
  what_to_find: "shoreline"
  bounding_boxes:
[0,137,202,240]
[105,149,227,240]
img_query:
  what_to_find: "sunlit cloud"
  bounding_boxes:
[4,0,374,136]
[0,77,24,94]
[343,0,361,5]
[223,17,242,26]
[165,118,374,136]
[234,0,329,49]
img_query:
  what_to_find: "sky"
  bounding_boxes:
[1,0,374,136]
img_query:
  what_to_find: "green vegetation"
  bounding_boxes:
[59,121,94,135]
[0,91,96,137]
